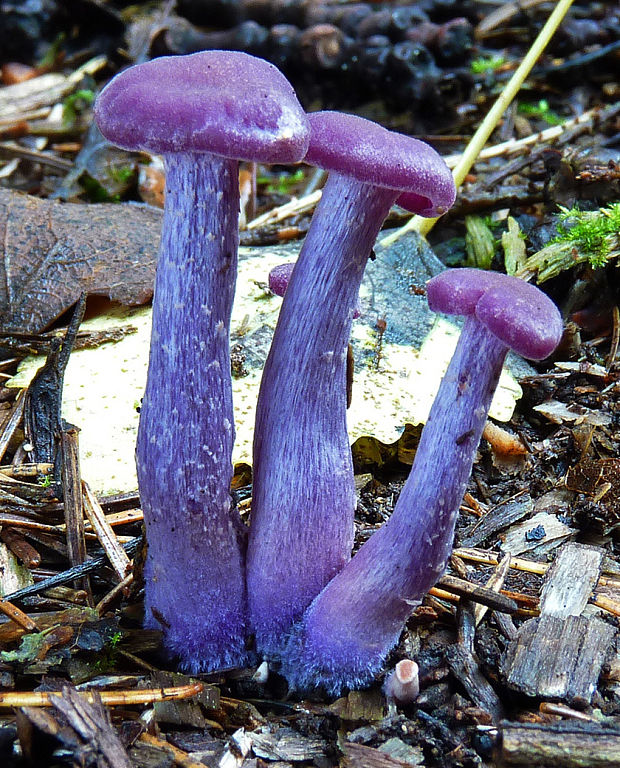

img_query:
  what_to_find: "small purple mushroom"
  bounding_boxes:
[94,51,309,672]
[279,269,562,694]
[268,262,296,298]
[247,112,456,656]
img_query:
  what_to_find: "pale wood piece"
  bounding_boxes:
[499,720,620,767]
[540,543,603,618]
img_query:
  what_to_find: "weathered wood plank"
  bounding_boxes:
[540,543,603,618]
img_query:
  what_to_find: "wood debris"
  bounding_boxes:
[497,720,620,767]
[502,543,616,705]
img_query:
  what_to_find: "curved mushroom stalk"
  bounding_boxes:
[280,320,506,691]
[136,153,247,670]
[249,176,397,655]
[248,112,456,657]
[279,269,562,694]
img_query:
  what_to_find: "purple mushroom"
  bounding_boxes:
[279,269,562,694]
[268,262,296,298]
[94,51,309,671]
[247,112,456,656]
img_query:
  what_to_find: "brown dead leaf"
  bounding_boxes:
[565,458,620,498]
[352,423,423,472]
[0,189,159,333]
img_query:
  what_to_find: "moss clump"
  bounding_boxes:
[553,203,620,267]
[520,203,620,282]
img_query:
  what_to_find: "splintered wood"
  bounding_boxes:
[502,543,616,705]
[498,721,620,767]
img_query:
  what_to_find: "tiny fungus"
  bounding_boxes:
[94,51,309,671]
[279,269,562,694]
[384,659,420,705]
[248,111,456,656]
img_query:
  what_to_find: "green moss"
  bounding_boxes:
[92,630,124,673]
[523,203,620,282]
[470,55,506,74]
[63,89,95,126]
[518,99,563,126]
[257,168,305,194]
[108,164,135,185]
[553,203,620,267]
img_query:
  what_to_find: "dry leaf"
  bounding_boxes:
[0,189,159,333]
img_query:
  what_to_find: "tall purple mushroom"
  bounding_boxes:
[247,112,456,656]
[94,52,309,671]
[279,269,562,694]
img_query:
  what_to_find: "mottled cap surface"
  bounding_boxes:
[427,268,563,360]
[269,263,295,297]
[305,111,455,217]
[94,51,309,162]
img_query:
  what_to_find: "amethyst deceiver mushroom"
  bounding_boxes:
[247,111,456,656]
[278,269,562,693]
[268,262,296,298]
[94,51,309,671]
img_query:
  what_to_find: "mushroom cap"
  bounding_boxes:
[268,262,295,297]
[426,268,563,360]
[94,51,309,162]
[269,262,362,317]
[304,111,455,217]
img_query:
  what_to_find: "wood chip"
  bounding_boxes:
[500,511,575,557]
[499,720,620,766]
[446,644,504,723]
[60,426,90,599]
[461,494,533,548]
[251,725,327,762]
[342,741,420,767]
[534,400,611,427]
[540,543,603,618]
[503,614,615,705]
[502,544,616,705]
[82,481,131,582]
[51,687,131,768]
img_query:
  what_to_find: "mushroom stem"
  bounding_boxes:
[137,153,248,671]
[248,172,398,655]
[281,318,508,693]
